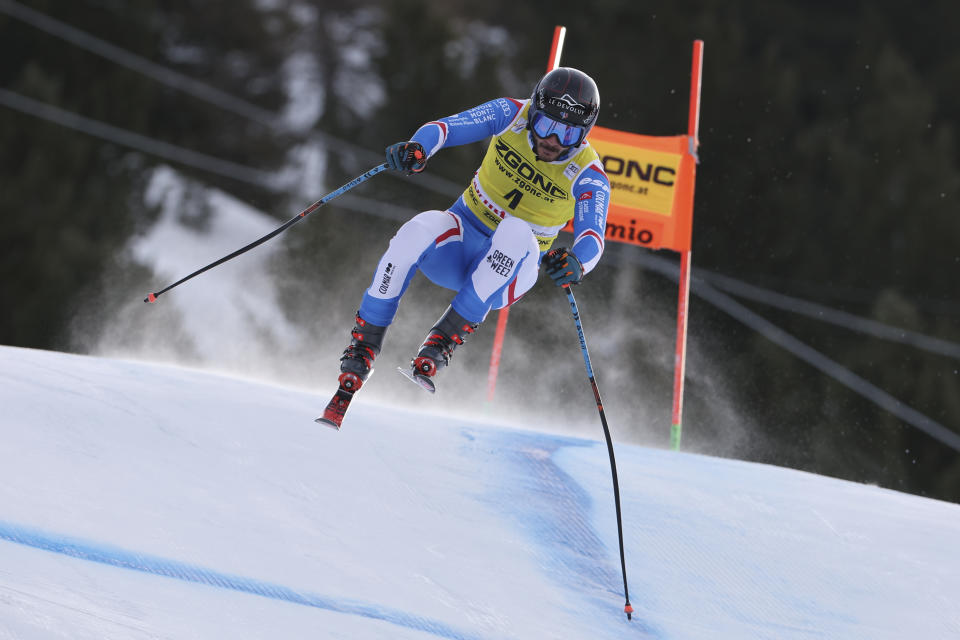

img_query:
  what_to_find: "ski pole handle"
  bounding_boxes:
[144,163,388,303]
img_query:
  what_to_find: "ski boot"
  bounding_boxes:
[399,306,479,393]
[316,313,388,429]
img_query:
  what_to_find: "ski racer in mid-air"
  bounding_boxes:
[319,67,610,428]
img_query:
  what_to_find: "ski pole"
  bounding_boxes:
[144,163,389,303]
[562,284,633,620]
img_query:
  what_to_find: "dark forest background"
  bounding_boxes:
[2,1,958,502]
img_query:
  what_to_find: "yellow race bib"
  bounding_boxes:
[463,103,600,251]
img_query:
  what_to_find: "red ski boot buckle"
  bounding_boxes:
[413,356,437,377]
[338,371,363,392]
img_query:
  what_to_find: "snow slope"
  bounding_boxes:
[1,346,958,639]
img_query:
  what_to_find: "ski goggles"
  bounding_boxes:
[530,111,587,147]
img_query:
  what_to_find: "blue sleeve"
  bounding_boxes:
[409,98,525,158]
[569,164,610,274]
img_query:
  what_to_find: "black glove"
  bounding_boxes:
[543,247,584,287]
[385,141,428,174]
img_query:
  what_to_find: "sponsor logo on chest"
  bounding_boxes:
[494,139,569,200]
[563,162,581,180]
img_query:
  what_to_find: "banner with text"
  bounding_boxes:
[565,125,696,252]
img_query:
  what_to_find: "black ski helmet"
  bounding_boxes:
[528,67,600,142]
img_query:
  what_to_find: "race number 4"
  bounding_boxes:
[503,188,523,210]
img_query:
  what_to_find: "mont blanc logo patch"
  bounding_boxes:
[485,250,515,277]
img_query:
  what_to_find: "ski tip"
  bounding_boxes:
[396,366,436,394]
[314,417,342,431]
[144,293,157,304]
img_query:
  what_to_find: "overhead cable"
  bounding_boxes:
[703,270,960,360]
[0,88,278,189]
[0,0,463,198]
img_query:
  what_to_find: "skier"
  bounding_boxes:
[319,67,611,428]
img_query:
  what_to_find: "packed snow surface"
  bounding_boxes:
[1,346,958,639]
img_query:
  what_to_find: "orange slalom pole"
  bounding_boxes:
[486,25,566,402]
[670,40,704,451]
[485,308,511,401]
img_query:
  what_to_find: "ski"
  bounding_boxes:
[315,372,364,430]
[397,366,436,394]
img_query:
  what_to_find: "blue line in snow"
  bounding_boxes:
[0,520,482,640]
[466,428,660,637]
[491,432,622,594]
